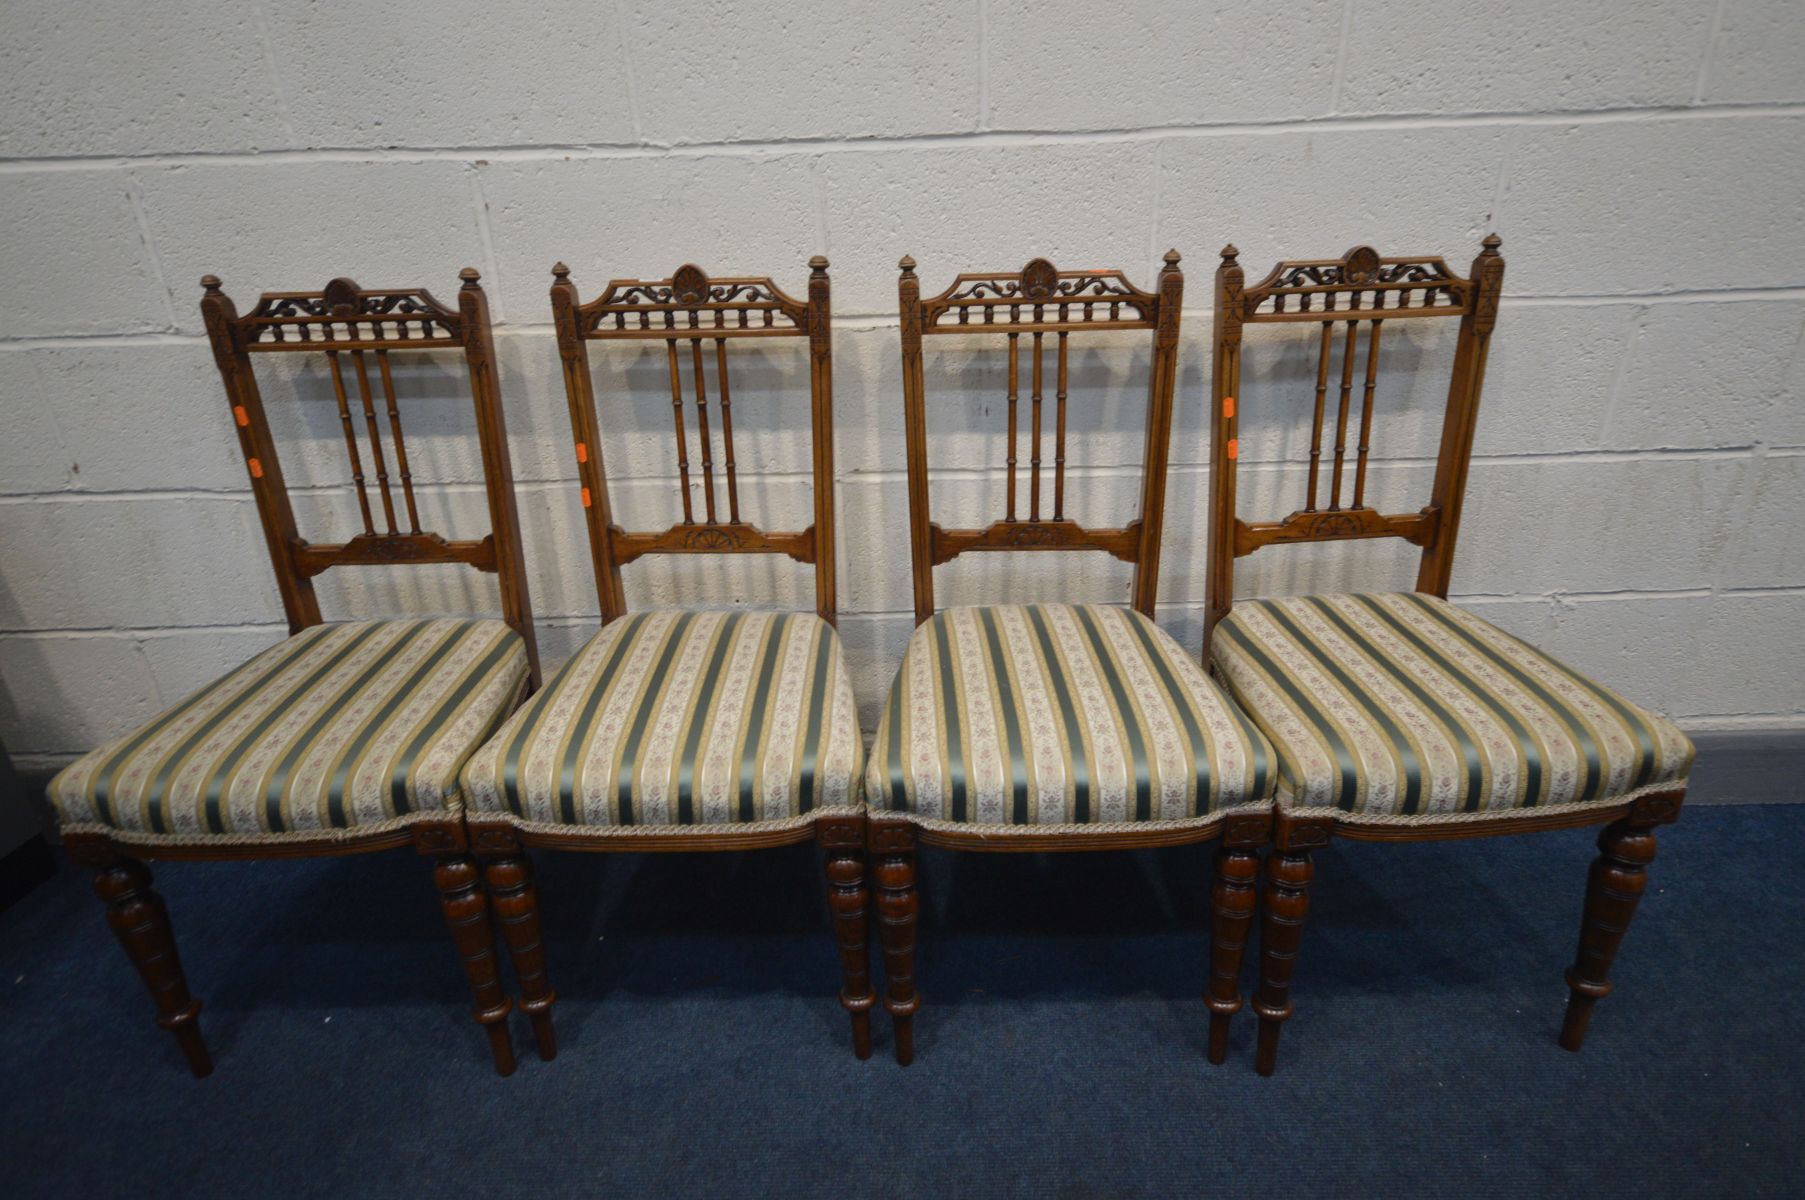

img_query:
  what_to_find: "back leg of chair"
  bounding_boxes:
[1560,791,1682,1051]
[477,833,558,1063]
[817,814,875,1060]
[870,821,921,1065]
[73,840,212,1078]
[429,852,517,1075]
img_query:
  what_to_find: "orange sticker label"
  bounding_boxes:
[580,486,593,508]
[575,442,588,464]
[248,457,264,478]
[1222,395,1235,419]
[234,405,250,427]
[1226,438,1239,461]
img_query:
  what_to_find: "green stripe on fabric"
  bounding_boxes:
[1307,598,1484,812]
[796,619,833,815]
[930,614,968,823]
[386,628,520,818]
[738,615,788,823]
[881,658,909,814]
[617,612,698,826]
[261,622,439,832]
[976,607,1031,824]
[676,613,742,824]
[325,621,475,826]
[1349,595,1546,809]
[1024,606,1090,821]
[1459,608,1662,789]
[1396,593,1604,802]
[532,614,652,823]
[187,623,390,836]
[1265,604,1424,815]
[1219,619,1359,811]
[96,623,340,833]
[1117,611,1219,816]
[1071,607,1152,821]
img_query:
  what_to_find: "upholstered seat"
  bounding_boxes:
[463,610,863,829]
[1211,592,1694,822]
[867,604,1275,828]
[51,618,530,842]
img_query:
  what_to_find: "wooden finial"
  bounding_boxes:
[1481,233,1503,254]
[459,267,482,288]
[898,255,916,274]
[1219,245,1239,263]
[200,274,222,294]
[809,255,829,273]
[1163,248,1182,266]
[551,261,571,282]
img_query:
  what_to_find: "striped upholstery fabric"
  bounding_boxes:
[462,611,862,828]
[867,605,1275,827]
[51,619,530,840]
[1212,593,1694,821]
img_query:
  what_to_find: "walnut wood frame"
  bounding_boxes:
[551,257,838,625]
[897,252,1184,625]
[871,251,1268,1065]
[1201,236,1687,1073]
[65,270,542,1079]
[460,259,872,1062]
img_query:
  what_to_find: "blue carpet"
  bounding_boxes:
[3,804,1801,1199]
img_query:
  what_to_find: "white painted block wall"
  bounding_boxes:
[2,0,1802,770]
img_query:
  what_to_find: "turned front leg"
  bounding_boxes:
[870,822,920,1066]
[431,855,516,1076]
[1560,796,1679,1051]
[481,849,558,1063]
[89,851,212,1078]
[818,816,875,1060]
[1253,846,1316,1076]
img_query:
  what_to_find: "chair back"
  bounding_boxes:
[199,269,539,684]
[550,258,839,624]
[895,252,1186,624]
[1203,236,1506,661]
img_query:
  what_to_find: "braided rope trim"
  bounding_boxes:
[56,805,452,850]
[1280,776,1691,828]
[491,805,866,839]
[876,801,1274,839]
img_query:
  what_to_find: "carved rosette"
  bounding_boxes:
[681,526,747,550]
[1342,245,1381,285]
[1020,257,1058,300]
[322,277,362,315]
[671,264,708,306]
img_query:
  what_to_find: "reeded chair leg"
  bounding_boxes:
[1560,796,1678,1051]
[431,854,516,1076]
[817,816,875,1060]
[85,849,213,1078]
[870,821,920,1065]
[1205,842,1260,1064]
[480,845,557,1062]
[1253,839,1319,1076]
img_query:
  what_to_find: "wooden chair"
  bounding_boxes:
[866,253,1279,1064]
[459,258,872,1059]
[1202,236,1694,1074]
[49,269,541,1077]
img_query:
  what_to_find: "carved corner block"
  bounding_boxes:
[1222,811,1274,848]
[1274,811,1335,852]
[61,832,118,870]
[411,823,466,856]
[867,820,918,854]
[1629,790,1685,827]
[815,815,866,850]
